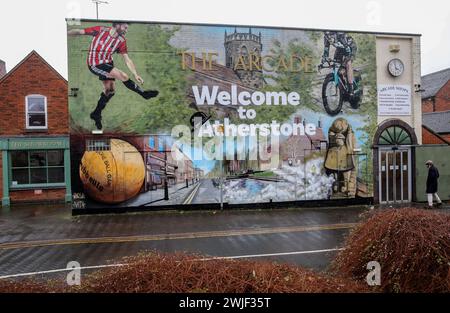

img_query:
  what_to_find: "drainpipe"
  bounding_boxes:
[2,149,10,209]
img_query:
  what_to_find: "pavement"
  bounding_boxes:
[0,202,448,281]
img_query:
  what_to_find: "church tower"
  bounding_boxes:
[224,28,264,89]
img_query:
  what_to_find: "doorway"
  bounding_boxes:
[373,120,418,204]
[379,148,411,203]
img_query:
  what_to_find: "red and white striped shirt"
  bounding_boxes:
[85,26,128,67]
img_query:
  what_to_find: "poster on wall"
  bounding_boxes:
[67,20,378,209]
[378,84,411,116]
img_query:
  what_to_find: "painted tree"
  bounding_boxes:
[352,33,377,193]
[250,37,320,125]
[131,25,195,134]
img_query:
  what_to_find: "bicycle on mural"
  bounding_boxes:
[318,31,363,116]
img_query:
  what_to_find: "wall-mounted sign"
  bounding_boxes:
[7,138,69,150]
[378,85,411,116]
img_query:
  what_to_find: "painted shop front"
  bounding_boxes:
[66,19,421,211]
[1,137,71,206]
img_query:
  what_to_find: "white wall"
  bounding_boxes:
[376,35,422,144]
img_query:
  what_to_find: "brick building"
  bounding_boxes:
[421,68,450,145]
[279,116,326,166]
[421,68,450,113]
[422,124,449,145]
[0,51,71,207]
[422,111,450,144]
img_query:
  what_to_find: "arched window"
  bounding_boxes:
[227,55,233,68]
[26,95,47,129]
[240,45,248,56]
[377,126,412,145]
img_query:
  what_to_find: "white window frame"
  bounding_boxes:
[25,94,48,130]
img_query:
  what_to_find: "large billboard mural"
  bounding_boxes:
[67,20,378,209]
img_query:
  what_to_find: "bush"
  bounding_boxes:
[332,208,450,292]
[0,252,367,293]
[73,252,367,293]
[0,279,56,293]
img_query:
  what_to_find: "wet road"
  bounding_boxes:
[0,204,369,279]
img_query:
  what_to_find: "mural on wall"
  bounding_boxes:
[67,20,378,209]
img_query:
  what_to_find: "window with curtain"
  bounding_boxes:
[26,95,47,129]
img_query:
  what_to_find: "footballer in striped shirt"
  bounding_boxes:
[68,22,159,130]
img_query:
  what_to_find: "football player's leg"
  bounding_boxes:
[108,68,159,100]
[95,80,115,113]
[104,80,116,96]
[107,67,129,82]
[90,80,115,130]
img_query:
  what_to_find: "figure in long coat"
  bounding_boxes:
[425,160,442,208]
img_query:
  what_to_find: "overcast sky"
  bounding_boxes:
[1,0,449,78]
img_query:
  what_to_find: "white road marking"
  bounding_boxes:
[196,248,344,261]
[0,248,343,279]
[0,264,127,280]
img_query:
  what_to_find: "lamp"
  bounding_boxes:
[389,44,400,52]
[414,84,425,93]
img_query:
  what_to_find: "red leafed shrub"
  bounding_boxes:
[0,252,368,293]
[332,208,450,293]
[72,252,367,293]
[0,279,57,293]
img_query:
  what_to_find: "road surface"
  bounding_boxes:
[0,204,368,280]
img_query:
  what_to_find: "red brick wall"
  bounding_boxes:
[442,134,450,142]
[422,80,450,113]
[0,153,2,201]
[0,52,69,205]
[435,81,450,112]
[9,189,66,203]
[0,52,68,136]
[422,98,434,113]
[422,126,449,145]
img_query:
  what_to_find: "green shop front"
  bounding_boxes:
[1,137,71,207]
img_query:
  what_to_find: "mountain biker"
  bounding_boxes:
[321,31,357,95]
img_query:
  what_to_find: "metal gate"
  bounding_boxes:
[379,148,411,203]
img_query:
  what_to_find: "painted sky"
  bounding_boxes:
[1,0,448,78]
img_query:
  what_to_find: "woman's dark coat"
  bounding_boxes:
[426,165,439,194]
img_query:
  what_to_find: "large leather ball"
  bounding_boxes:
[79,139,145,204]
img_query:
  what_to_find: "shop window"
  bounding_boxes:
[86,139,110,151]
[158,137,164,152]
[149,137,155,149]
[26,95,47,129]
[10,150,65,187]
